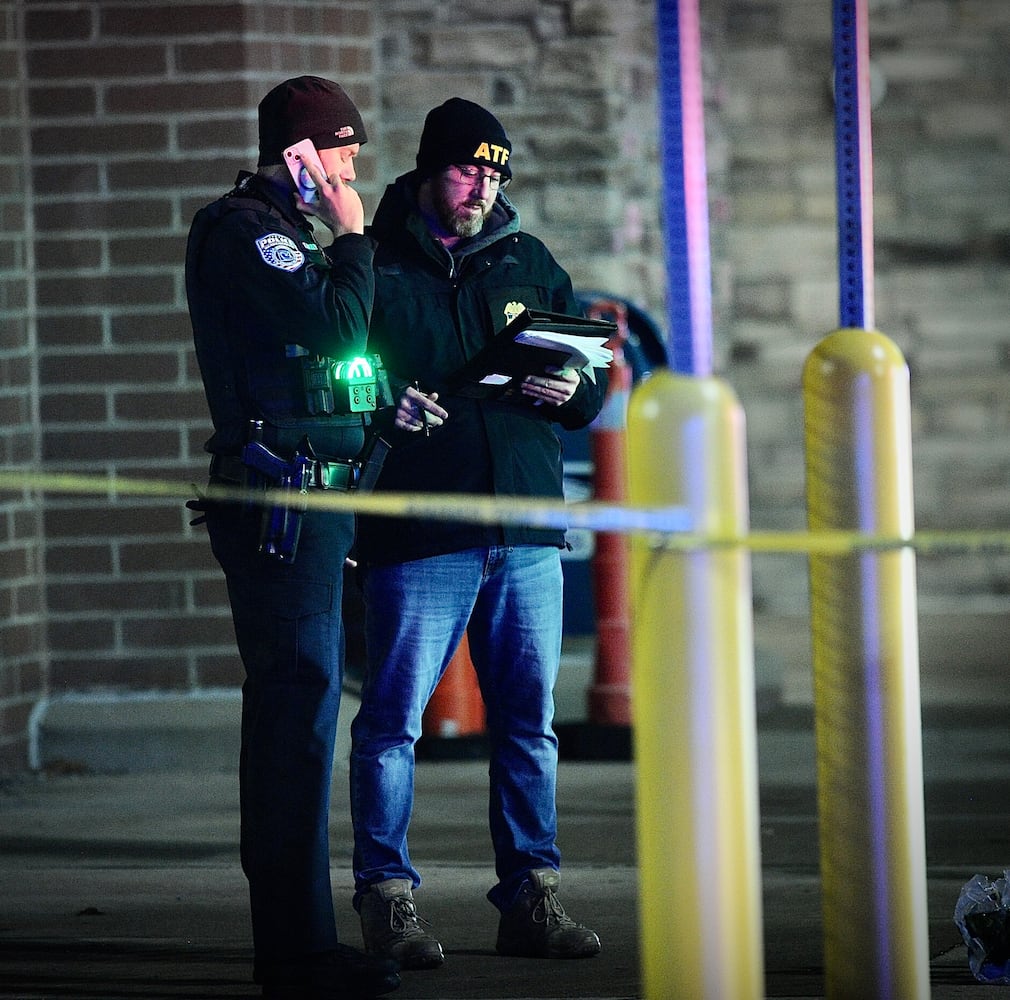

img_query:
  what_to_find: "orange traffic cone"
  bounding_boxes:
[586,300,633,727]
[422,632,486,738]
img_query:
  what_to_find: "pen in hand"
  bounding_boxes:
[413,380,430,438]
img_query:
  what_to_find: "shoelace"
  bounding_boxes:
[388,895,432,935]
[531,887,575,928]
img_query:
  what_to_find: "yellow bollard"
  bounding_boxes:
[627,369,764,1000]
[803,328,930,1000]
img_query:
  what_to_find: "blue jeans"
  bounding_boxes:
[206,501,353,971]
[350,545,563,912]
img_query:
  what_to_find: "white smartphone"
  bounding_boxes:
[283,138,325,203]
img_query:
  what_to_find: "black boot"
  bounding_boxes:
[258,944,400,998]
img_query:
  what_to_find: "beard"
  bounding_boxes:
[432,184,491,239]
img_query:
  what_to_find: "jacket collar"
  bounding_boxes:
[229,170,308,231]
[370,171,520,267]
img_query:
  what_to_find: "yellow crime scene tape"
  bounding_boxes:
[1,468,1007,556]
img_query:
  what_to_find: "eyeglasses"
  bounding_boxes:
[447,163,510,191]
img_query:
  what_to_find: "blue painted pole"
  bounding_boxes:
[833,0,875,327]
[629,3,763,997]
[655,0,713,375]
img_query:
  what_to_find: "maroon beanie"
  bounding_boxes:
[257,76,366,166]
[415,98,512,180]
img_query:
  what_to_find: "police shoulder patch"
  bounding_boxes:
[255,232,305,272]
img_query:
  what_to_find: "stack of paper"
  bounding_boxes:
[512,329,613,383]
[443,309,617,401]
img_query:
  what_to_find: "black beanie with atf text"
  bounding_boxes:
[415,97,512,180]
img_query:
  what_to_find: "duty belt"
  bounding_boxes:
[209,453,357,492]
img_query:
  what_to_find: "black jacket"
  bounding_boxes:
[186,170,374,461]
[355,172,607,565]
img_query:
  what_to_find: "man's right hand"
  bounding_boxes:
[395,385,448,435]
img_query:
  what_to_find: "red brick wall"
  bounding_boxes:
[0,3,47,772]
[0,0,376,772]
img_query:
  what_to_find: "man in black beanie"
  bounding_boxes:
[185,76,399,999]
[349,98,603,969]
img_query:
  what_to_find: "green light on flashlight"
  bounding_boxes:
[332,356,374,381]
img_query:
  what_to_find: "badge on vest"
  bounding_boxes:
[255,232,305,272]
[503,300,526,324]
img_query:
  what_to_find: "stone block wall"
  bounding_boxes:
[720,0,1010,631]
[371,0,665,308]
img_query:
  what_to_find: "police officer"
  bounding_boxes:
[185,76,398,999]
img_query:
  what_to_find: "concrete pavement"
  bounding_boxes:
[2,705,1008,998]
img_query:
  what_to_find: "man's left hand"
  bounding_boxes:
[297,158,364,236]
[521,366,580,406]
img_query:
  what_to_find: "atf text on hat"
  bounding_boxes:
[415,98,512,180]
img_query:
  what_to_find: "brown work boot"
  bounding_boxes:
[495,868,601,959]
[359,879,445,970]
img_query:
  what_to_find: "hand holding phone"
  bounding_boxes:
[282,138,364,236]
[283,139,325,204]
